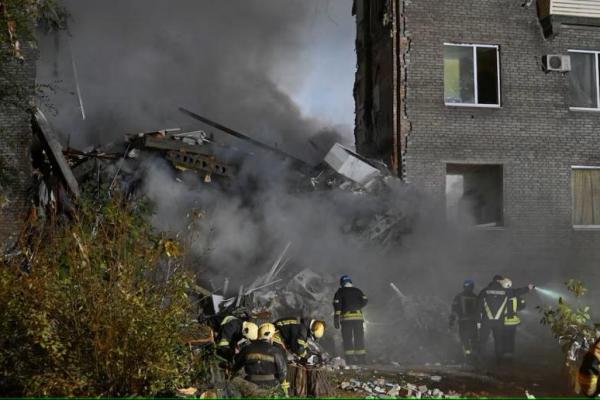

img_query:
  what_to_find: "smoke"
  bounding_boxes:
[36,0,355,164]
[35,0,585,369]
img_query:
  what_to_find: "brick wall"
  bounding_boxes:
[402,0,600,278]
[0,53,36,244]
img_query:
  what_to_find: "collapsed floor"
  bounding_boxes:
[15,108,580,397]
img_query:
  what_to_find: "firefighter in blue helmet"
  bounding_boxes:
[333,275,368,364]
[449,279,479,359]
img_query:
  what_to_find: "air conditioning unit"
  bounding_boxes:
[542,54,571,72]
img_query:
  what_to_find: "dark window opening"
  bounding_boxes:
[446,164,504,227]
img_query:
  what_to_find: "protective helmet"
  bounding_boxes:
[242,321,259,341]
[258,323,276,340]
[310,319,326,339]
[463,279,475,289]
[500,278,512,289]
[340,275,352,286]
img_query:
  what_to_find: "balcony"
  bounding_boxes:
[538,0,600,37]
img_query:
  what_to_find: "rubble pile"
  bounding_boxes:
[337,376,461,398]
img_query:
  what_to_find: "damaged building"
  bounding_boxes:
[0,50,36,243]
[354,0,600,273]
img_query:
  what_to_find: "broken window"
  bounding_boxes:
[444,44,500,107]
[446,164,503,227]
[572,167,600,227]
[569,50,600,110]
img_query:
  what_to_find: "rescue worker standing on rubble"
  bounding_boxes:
[478,275,533,363]
[215,315,259,363]
[449,279,479,359]
[333,275,368,364]
[232,322,289,394]
[273,317,325,360]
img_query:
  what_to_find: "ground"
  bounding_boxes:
[330,362,572,398]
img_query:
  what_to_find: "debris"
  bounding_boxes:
[176,387,199,397]
[430,375,442,382]
[525,390,536,399]
[387,384,401,397]
[179,107,312,173]
[340,381,352,390]
[324,143,382,187]
[329,356,347,369]
[418,385,428,393]
[33,109,80,197]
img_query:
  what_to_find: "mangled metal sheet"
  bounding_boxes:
[324,143,382,187]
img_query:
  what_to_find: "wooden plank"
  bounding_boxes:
[33,109,80,197]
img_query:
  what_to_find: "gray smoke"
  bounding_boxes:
[37,0,354,164]
[35,0,576,368]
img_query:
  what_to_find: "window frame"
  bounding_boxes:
[568,50,600,112]
[445,162,505,229]
[571,165,600,229]
[443,43,501,108]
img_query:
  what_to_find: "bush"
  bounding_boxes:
[0,193,196,396]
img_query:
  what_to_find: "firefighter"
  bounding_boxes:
[274,317,326,360]
[478,275,533,362]
[333,275,368,364]
[449,279,479,359]
[232,322,289,392]
[577,337,600,397]
[215,315,259,363]
[501,278,529,362]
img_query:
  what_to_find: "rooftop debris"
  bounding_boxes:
[179,107,312,173]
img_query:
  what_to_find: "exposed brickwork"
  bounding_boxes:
[0,53,36,244]
[353,0,395,163]
[355,0,600,277]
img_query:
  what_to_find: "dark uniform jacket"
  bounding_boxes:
[450,290,478,324]
[578,344,600,397]
[334,285,368,321]
[216,316,243,350]
[233,339,287,386]
[274,317,311,358]
[477,281,529,324]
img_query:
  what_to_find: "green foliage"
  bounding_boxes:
[538,280,597,354]
[0,192,200,396]
[0,0,68,110]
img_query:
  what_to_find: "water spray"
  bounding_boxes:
[534,286,565,301]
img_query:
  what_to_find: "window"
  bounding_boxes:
[446,164,504,227]
[444,44,500,107]
[572,167,600,227]
[569,50,600,110]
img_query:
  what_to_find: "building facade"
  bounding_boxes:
[0,54,36,243]
[354,0,600,275]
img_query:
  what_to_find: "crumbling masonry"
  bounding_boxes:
[354,0,600,276]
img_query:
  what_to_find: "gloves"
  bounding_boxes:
[334,315,340,329]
